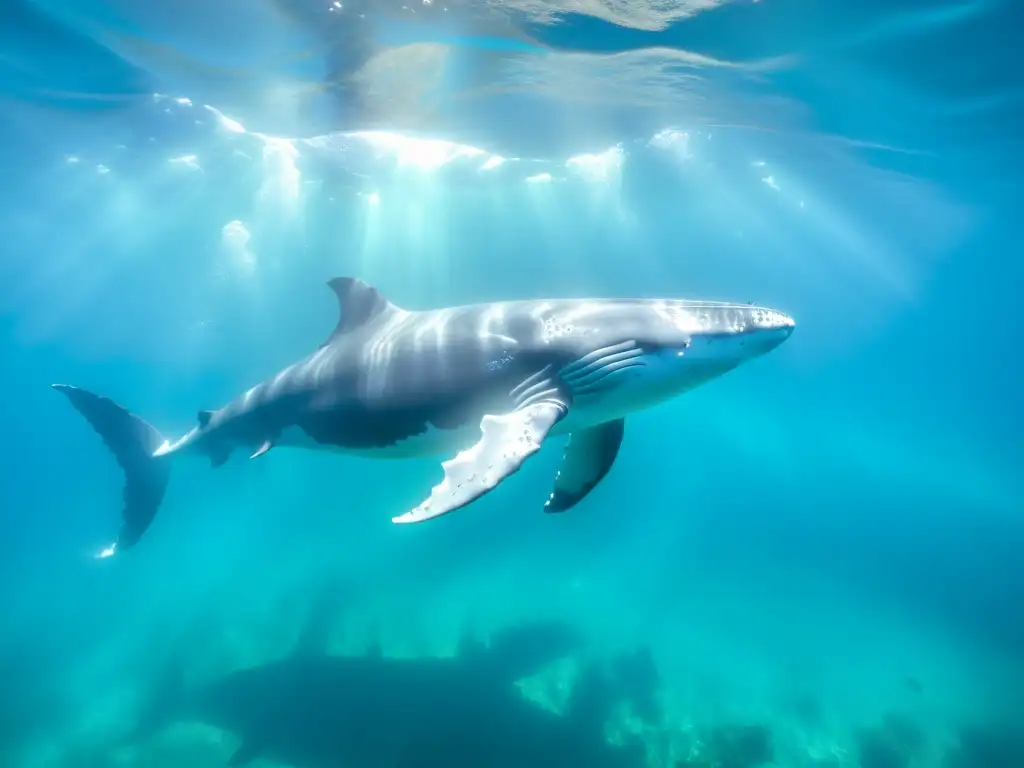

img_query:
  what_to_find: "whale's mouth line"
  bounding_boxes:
[696,324,796,341]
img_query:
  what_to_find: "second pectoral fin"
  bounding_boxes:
[392,398,569,525]
[544,418,624,513]
[249,439,274,459]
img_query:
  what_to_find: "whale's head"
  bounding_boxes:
[644,300,795,389]
[552,299,795,417]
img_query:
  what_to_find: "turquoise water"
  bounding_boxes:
[1,1,1021,766]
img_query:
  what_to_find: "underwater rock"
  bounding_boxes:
[608,646,661,722]
[708,723,774,768]
[854,711,926,768]
[881,712,926,754]
[806,759,844,768]
[128,609,654,768]
[856,728,908,768]
[943,724,1024,768]
[677,722,774,768]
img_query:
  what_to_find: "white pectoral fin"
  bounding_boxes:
[392,399,568,524]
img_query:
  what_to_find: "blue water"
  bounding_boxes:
[1,1,1021,766]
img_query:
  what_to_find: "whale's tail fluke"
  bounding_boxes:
[52,384,171,556]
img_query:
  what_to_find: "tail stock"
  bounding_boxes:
[52,384,171,557]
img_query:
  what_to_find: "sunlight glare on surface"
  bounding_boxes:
[353,188,385,277]
[648,128,693,159]
[203,103,246,135]
[480,156,506,171]
[350,130,488,172]
[256,136,301,224]
[168,154,202,172]
[564,144,633,228]
[220,220,255,279]
[565,145,624,185]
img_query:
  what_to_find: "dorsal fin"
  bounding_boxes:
[320,277,399,348]
[197,410,213,428]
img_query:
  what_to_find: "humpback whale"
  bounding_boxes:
[53,277,794,555]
